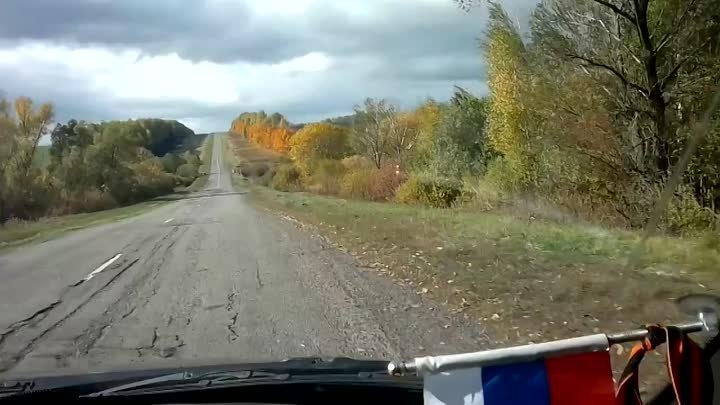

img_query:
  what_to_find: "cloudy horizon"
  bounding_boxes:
[0,0,535,133]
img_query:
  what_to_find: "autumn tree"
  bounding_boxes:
[351,98,396,168]
[290,123,349,173]
[229,111,295,153]
[454,0,720,225]
[425,89,492,179]
[531,0,720,181]
[0,96,55,221]
[483,3,533,188]
[385,112,419,165]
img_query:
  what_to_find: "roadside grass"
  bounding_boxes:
[0,201,166,251]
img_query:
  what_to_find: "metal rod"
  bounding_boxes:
[388,320,710,376]
[606,321,705,344]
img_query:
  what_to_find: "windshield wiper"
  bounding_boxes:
[84,370,290,397]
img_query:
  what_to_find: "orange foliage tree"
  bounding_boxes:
[229,111,294,153]
[289,123,349,173]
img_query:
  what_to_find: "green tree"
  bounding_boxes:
[426,88,492,179]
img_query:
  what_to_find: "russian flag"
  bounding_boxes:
[422,336,615,405]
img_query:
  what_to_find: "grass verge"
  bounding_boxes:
[0,201,165,251]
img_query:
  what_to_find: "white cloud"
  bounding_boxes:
[0,42,344,131]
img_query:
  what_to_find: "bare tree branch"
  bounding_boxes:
[659,58,689,89]
[591,0,635,22]
[568,54,649,95]
[659,35,713,89]
[655,0,697,53]
[573,147,623,172]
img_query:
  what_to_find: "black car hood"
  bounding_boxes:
[0,357,396,393]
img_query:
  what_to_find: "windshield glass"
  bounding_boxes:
[1,0,719,398]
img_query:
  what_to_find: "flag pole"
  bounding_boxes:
[606,320,706,344]
[388,318,713,377]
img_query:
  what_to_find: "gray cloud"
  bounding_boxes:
[0,0,492,67]
[0,0,536,132]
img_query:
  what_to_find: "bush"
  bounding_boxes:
[483,157,523,192]
[661,190,720,236]
[271,163,303,191]
[306,159,346,195]
[136,172,175,199]
[461,177,504,211]
[64,189,118,213]
[367,166,407,201]
[396,176,462,208]
[239,162,269,177]
[341,155,374,171]
[51,189,118,215]
[176,163,199,179]
[161,153,183,173]
[340,168,373,199]
[256,167,276,187]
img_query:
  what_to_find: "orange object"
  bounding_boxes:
[615,325,712,405]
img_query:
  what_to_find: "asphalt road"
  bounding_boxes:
[0,134,485,378]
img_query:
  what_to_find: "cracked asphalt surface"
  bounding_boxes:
[0,134,486,378]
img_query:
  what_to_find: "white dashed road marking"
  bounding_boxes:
[83,254,122,282]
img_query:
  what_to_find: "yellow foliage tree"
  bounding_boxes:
[484,3,532,188]
[289,123,349,173]
[408,99,442,169]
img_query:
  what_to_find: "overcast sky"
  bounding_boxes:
[0,0,536,133]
